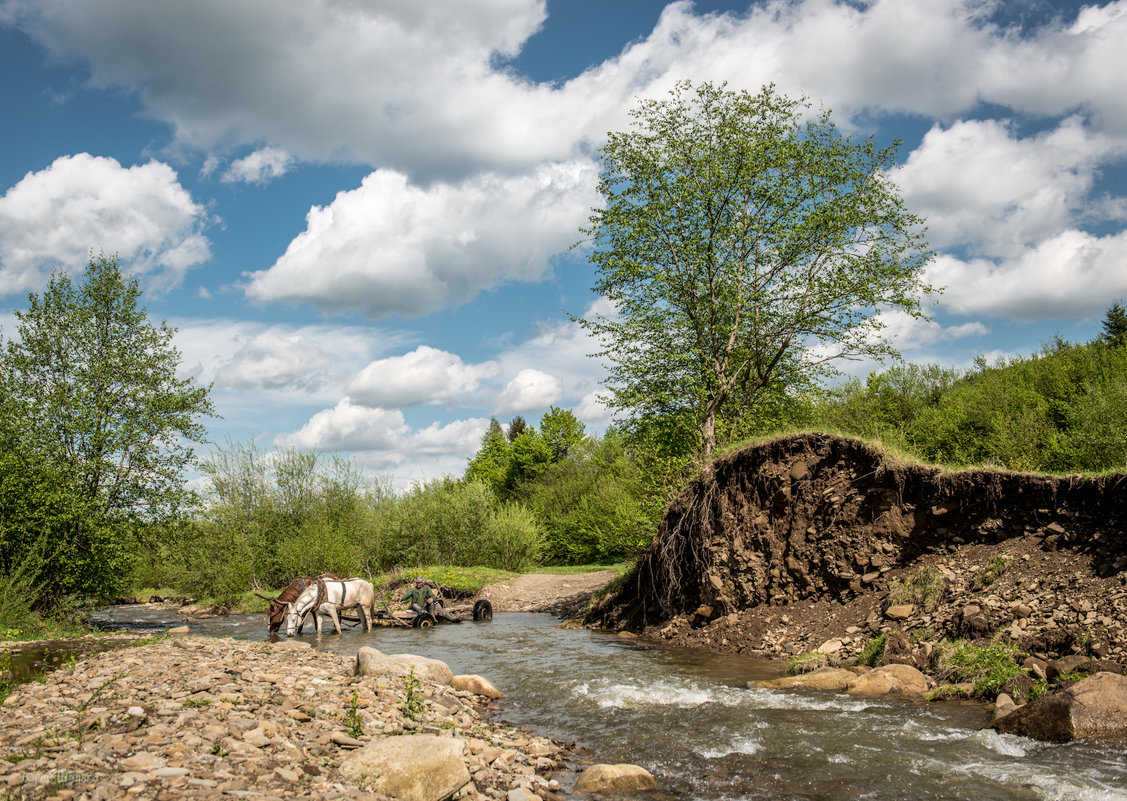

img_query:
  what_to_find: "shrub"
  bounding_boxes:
[482,504,543,572]
[935,639,1025,700]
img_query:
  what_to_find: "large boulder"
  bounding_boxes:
[757,668,857,692]
[846,664,932,696]
[451,674,503,698]
[574,764,658,794]
[338,734,470,801]
[992,672,1127,742]
[355,647,454,685]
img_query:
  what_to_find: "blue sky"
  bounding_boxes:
[1,0,1125,487]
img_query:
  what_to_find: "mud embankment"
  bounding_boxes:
[587,433,1127,661]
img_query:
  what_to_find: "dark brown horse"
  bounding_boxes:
[257,573,341,634]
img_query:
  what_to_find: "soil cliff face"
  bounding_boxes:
[587,433,1127,659]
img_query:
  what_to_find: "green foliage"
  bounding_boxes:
[1101,302,1127,348]
[465,419,511,496]
[857,633,889,667]
[935,639,1025,700]
[504,430,552,494]
[480,504,543,572]
[521,433,657,563]
[0,255,214,606]
[888,566,946,612]
[577,80,933,459]
[461,410,657,564]
[506,416,529,443]
[346,690,364,738]
[136,440,546,601]
[820,328,1127,473]
[540,406,586,462]
[786,651,828,675]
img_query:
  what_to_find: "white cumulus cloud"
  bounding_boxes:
[0,153,210,296]
[222,146,294,184]
[494,368,563,415]
[215,331,332,391]
[10,0,1127,176]
[243,160,598,316]
[927,229,1127,319]
[275,398,409,451]
[896,117,1127,259]
[348,346,499,408]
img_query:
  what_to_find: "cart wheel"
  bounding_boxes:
[412,613,436,628]
[472,599,493,622]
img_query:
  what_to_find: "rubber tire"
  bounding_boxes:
[412,613,436,628]
[472,599,493,622]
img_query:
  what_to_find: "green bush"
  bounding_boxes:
[935,639,1025,699]
[857,633,888,667]
[482,504,544,572]
[133,440,555,600]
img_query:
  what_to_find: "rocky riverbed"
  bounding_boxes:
[0,636,571,801]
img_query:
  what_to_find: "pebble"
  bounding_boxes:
[0,637,570,800]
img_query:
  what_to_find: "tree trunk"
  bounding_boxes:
[700,409,717,461]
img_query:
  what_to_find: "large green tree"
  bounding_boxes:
[0,254,215,600]
[577,81,933,458]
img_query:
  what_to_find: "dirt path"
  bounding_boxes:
[478,571,619,616]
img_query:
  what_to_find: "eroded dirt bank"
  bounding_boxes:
[587,433,1127,662]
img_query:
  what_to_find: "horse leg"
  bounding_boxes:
[329,606,342,634]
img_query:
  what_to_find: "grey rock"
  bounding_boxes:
[574,764,658,794]
[338,734,470,801]
[993,672,1127,742]
[355,646,454,685]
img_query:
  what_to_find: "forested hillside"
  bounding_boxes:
[819,307,1127,474]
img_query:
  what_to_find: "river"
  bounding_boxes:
[27,607,1119,799]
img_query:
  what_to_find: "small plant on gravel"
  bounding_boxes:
[1029,679,1049,701]
[183,697,212,709]
[0,652,13,704]
[209,743,227,757]
[346,690,364,738]
[935,639,1025,699]
[130,634,170,647]
[401,666,424,721]
[857,633,889,667]
[889,565,945,612]
[786,652,828,675]
[69,673,123,713]
[971,557,1009,590]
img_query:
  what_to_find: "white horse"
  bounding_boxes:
[285,577,375,635]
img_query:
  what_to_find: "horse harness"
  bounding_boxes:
[313,577,352,613]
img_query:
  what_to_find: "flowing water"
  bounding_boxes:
[52,608,1127,799]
